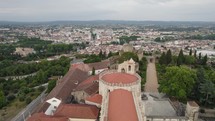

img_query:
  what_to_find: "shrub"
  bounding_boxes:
[25,97,32,104]
[7,94,16,101]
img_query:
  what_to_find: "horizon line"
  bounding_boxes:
[0,20,215,23]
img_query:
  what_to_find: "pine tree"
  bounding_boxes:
[166,49,172,65]
[189,49,192,56]
[159,52,166,65]
[108,51,113,57]
[92,67,95,75]
[202,55,208,65]
[177,49,184,66]
[194,50,197,58]
[199,53,202,60]
[99,50,103,58]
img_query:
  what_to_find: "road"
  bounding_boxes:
[144,59,159,93]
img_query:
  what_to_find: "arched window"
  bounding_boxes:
[128,65,131,71]
[121,68,125,73]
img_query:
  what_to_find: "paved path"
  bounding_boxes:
[144,60,159,93]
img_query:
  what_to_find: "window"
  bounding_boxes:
[128,65,131,71]
[121,68,125,73]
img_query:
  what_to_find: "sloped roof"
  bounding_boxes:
[72,60,110,72]
[108,89,138,121]
[36,68,88,113]
[27,113,68,121]
[46,68,88,102]
[85,94,102,104]
[54,104,99,119]
[72,63,90,72]
[87,60,110,70]
[74,75,99,95]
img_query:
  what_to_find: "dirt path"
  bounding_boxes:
[144,61,159,93]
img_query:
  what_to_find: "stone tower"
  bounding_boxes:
[117,58,138,74]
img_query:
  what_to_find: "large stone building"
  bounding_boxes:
[28,58,199,121]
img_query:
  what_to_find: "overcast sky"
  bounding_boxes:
[0,0,215,22]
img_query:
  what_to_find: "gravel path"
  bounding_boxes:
[144,61,159,93]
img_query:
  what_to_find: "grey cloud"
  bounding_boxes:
[0,0,214,21]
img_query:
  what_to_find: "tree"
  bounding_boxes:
[119,52,138,63]
[191,67,205,100]
[200,80,215,106]
[177,49,185,66]
[189,49,192,56]
[25,97,32,104]
[184,55,196,65]
[0,90,6,109]
[166,49,172,65]
[202,55,208,65]
[154,37,161,42]
[159,66,196,100]
[47,80,57,93]
[92,67,95,75]
[159,52,166,65]
[84,54,102,63]
[99,50,103,58]
[7,94,15,101]
[198,53,202,60]
[108,51,113,57]
[194,50,197,58]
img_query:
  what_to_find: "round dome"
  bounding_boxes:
[101,72,138,84]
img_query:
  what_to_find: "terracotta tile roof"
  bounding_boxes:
[36,68,88,113]
[108,89,138,121]
[72,63,90,72]
[84,83,99,95]
[85,94,102,104]
[46,68,88,101]
[54,104,100,119]
[27,112,68,121]
[87,60,110,70]
[72,60,110,72]
[76,75,99,89]
[74,75,99,95]
[101,72,138,84]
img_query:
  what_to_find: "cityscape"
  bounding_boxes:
[0,0,215,121]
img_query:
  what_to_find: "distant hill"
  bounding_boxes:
[0,20,215,27]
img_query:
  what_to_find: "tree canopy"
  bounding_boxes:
[159,66,196,100]
[119,52,138,63]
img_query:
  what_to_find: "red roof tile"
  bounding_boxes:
[54,104,99,119]
[88,60,110,70]
[74,75,99,95]
[27,113,68,121]
[35,68,88,113]
[101,72,138,84]
[108,89,138,121]
[85,94,102,104]
[76,75,99,89]
[72,60,110,72]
